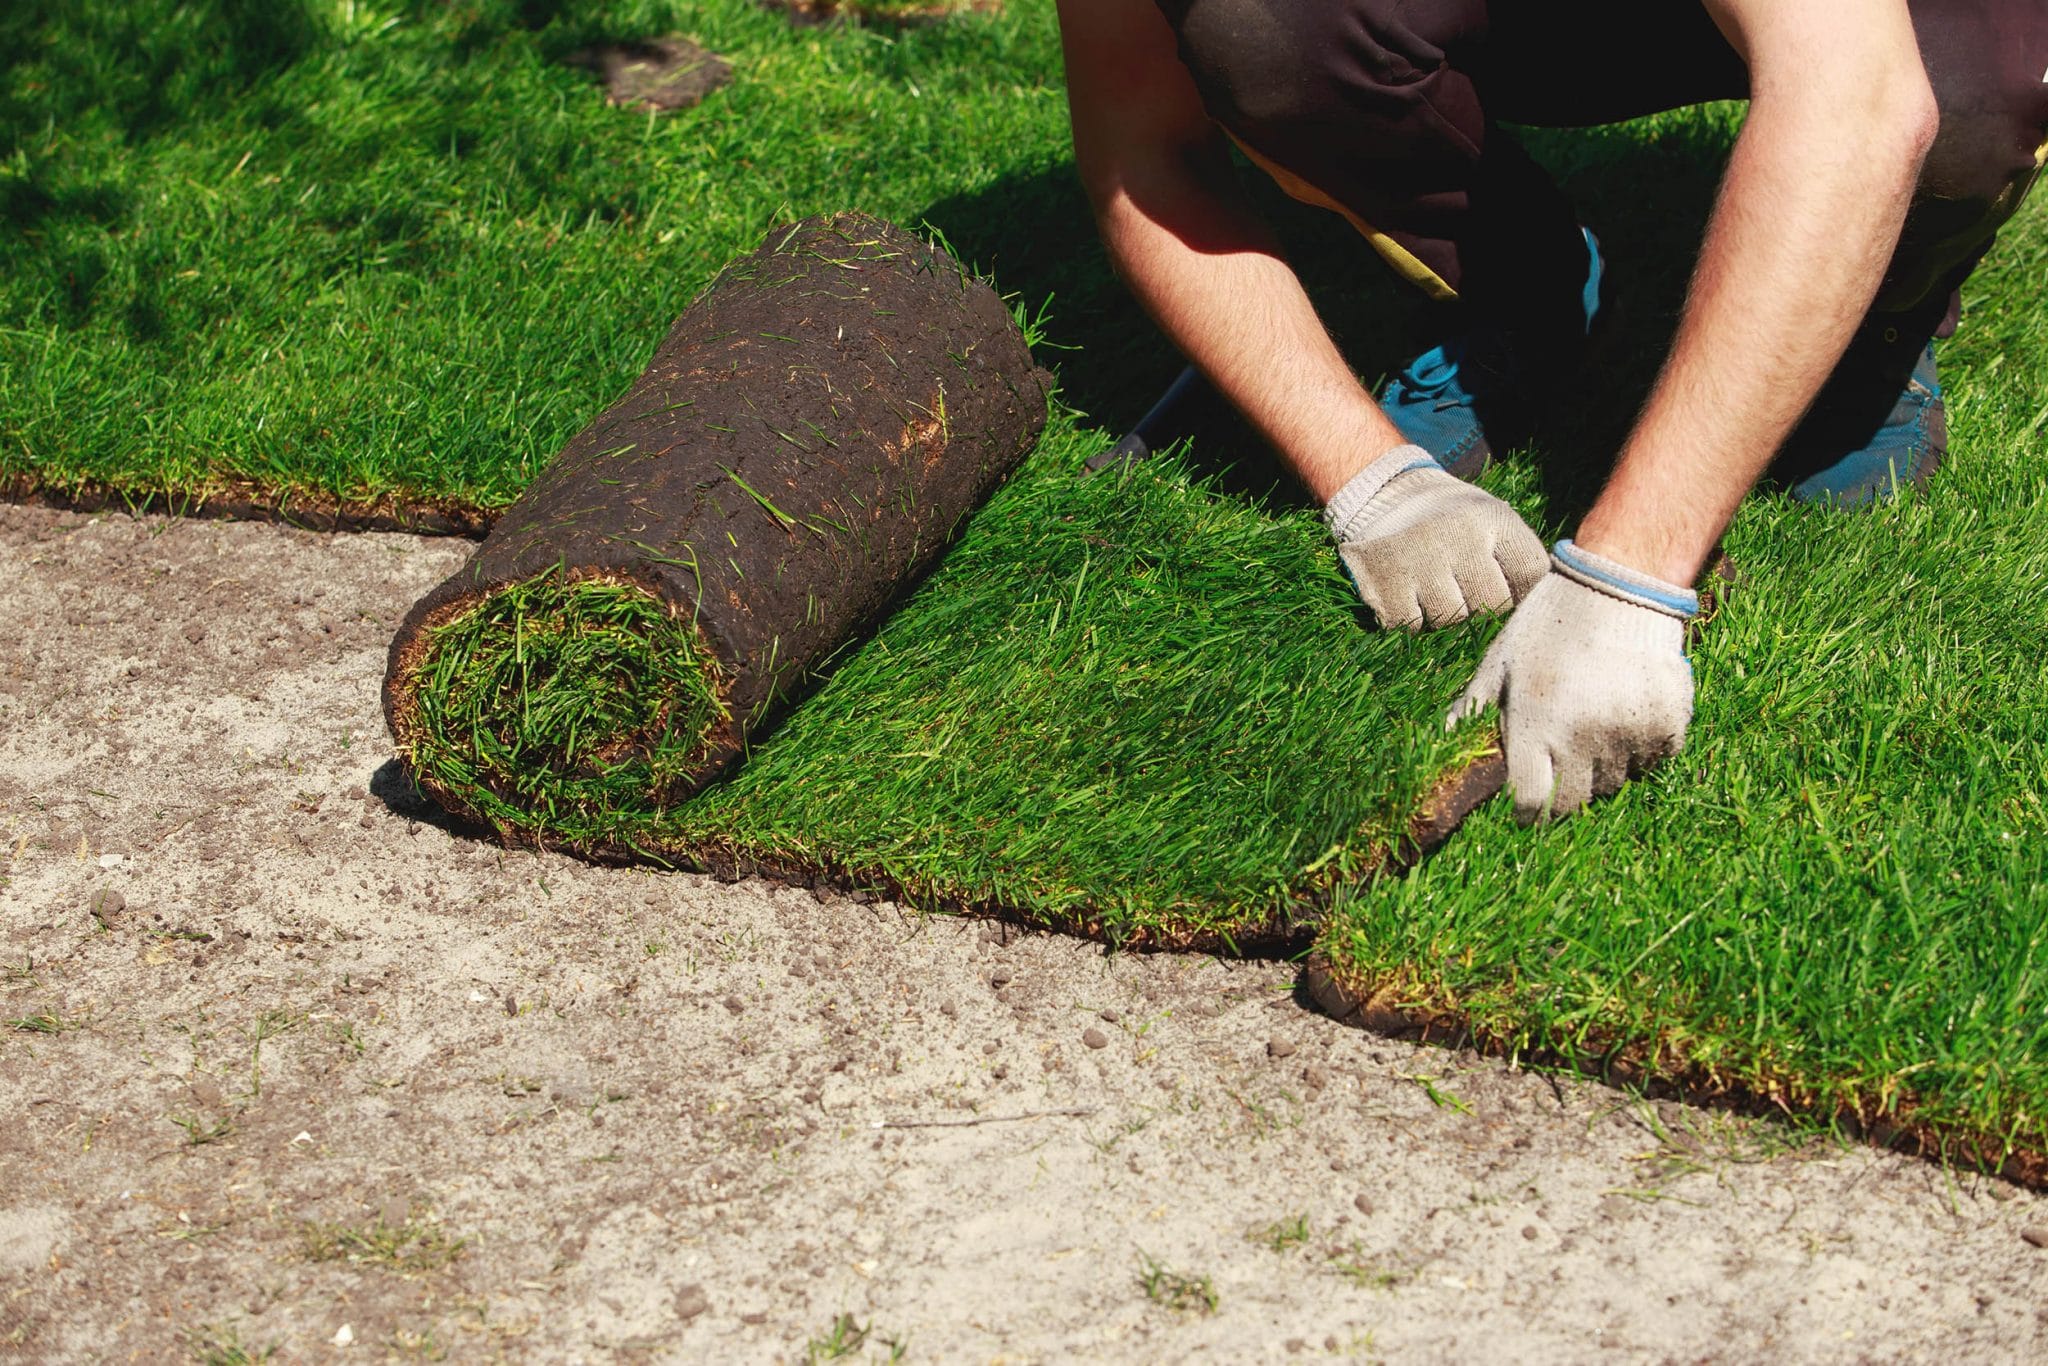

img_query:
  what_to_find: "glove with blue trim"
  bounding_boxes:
[1448,539,1698,823]
[1324,443,1548,631]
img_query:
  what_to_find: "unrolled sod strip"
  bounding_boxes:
[384,213,1050,845]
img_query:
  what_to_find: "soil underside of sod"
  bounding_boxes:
[7,0,2048,1182]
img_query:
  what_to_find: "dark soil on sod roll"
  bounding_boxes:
[384,212,1049,843]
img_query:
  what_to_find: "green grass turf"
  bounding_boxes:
[7,1,2048,1171]
[402,574,731,833]
[536,440,1496,945]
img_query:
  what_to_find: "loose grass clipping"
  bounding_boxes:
[384,213,1050,844]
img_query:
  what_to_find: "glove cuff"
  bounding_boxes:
[1551,539,1698,619]
[1322,444,1440,542]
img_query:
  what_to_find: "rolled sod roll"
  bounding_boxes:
[384,212,1049,840]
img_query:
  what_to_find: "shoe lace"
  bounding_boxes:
[1391,333,1514,413]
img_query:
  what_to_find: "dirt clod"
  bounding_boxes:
[85,887,125,922]
[1099,1007,1120,1023]
[563,37,733,114]
[674,1285,710,1320]
[1354,1194,1375,1216]
[2022,1226,2048,1249]
[1082,1028,1109,1050]
[1267,1037,1298,1060]
[989,966,1015,989]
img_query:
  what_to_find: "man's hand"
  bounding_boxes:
[1326,445,1547,630]
[1449,541,1697,822]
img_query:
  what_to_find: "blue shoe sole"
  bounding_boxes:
[1780,344,1946,508]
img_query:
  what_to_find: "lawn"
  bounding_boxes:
[6,0,2046,1175]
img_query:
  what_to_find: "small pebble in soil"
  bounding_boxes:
[86,888,125,922]
[939,1001,957,1018]
[1082,1027,1109,1050]
[1267,1037,1298,1060]
[982,1041,1000,1056]
[552,1069,597,1107]
[674,1285,710,1320]
[1303,1064,1329,1090]
[2023,1226,2048,1249]
[504,994,518,1017]
[346,786,366,801]
[1522,1225,1540,1241]
[724,995,745,1014]
[1098,1008,1120,1024]
[1354,1193,1375,1216]
[989,966,1015,989]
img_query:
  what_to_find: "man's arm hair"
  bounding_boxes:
[1054,0,1409,500]
[1575,0,1938,582]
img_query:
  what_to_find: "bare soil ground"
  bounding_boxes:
[3,503,2046,1363]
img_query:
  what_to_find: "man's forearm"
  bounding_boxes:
[1086,141,1406,502]
[1576,2,1937,583]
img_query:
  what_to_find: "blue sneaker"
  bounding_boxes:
[1776,342,1945,507]
[1378,227,1606,480]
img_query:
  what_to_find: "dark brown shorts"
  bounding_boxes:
[1156,0,2048,344]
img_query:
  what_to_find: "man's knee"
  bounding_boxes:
[1883,2,2048,307]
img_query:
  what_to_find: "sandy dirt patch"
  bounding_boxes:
[2,504,2045,1362]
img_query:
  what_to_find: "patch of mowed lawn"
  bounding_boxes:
[7,2,2048,1174]
[0,0,1077,511]
[1317,189,2048,1173]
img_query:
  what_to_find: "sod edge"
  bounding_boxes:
[1303,951,2048,1189]
[0,474,497,538]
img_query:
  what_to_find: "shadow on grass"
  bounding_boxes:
[0,1,319,150]
[917,110,1738,524]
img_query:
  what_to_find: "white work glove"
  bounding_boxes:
[1324,444,1548,631]
[1449,539,1698,823]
